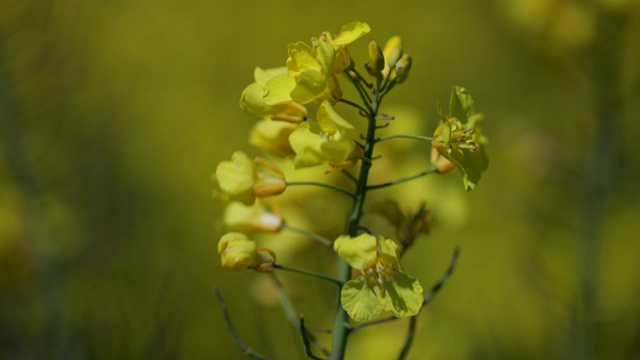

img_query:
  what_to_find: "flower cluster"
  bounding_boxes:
[213,20,489,359]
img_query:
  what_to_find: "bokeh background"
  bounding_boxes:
[1,1,639,359]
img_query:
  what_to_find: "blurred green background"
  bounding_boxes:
[1,1,639,359]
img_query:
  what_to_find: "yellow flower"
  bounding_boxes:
[287,36,340,105]
[214,152,286,204]
[217,232,275,272]
[249,118,297,157]
[263,22,370,106]
[240,67,308,123]
[288,100,362,171]
[432,86,489,191]
[223,199,283,233]
[334,234,424,322]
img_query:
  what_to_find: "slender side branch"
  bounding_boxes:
[339,168,358,183]
[349,69,373,101]
[375,134,433,143]
[270,274,331,357]
[397,316,417,360]
[367,168,438,190]
[281,224,333,247]
[379,78,399,97]
[274,264,343,287]
[423,246,460,305]
[286,181,356,199]
[213,285,270,360]
[338,98,370,116]
[300,316,327,360]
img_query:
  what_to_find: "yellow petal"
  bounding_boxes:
[333,234,378,270]
[332,21,371,47]
[264,74,296,105]
[215,151,255,196]
[381,272,424,318]
[341,277,382,322]
[217,232,259,271]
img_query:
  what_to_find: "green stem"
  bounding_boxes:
[569,6,625,360]
[330,66,383,360]
[281,224,333,247]
[397,316,417,360]
[368,168,438,190]
[286,181,355,199]
[273,264,342,287]
[375,134,433,143]
[338,98,369,116]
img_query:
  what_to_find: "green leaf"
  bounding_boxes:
[449,85,475,123]
[447,145,489,192]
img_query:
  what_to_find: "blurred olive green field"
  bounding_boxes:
[1,1,640,359]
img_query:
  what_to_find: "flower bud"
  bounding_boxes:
[218,233,276,272]
[385,37,403,68]
[394,54,412,83]
[218,232,260,271]
[367,41,385,74]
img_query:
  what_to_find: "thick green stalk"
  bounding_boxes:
[569,7,625,359]
[330,83,381,360]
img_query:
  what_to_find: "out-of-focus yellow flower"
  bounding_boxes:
[218,232,275,272]
[214,152,286,204]
[334,234,423,322]
[394,54,412,84]
[240,67,308,123]
[432,86,489,191]
[369,199,432,249]
[223,199,283,233]
[288,100,362,171]
[249,118,297,157]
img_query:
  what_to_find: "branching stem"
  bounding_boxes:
[286,181,355,199]
[273,264,343,287]
[367,168,438,190]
